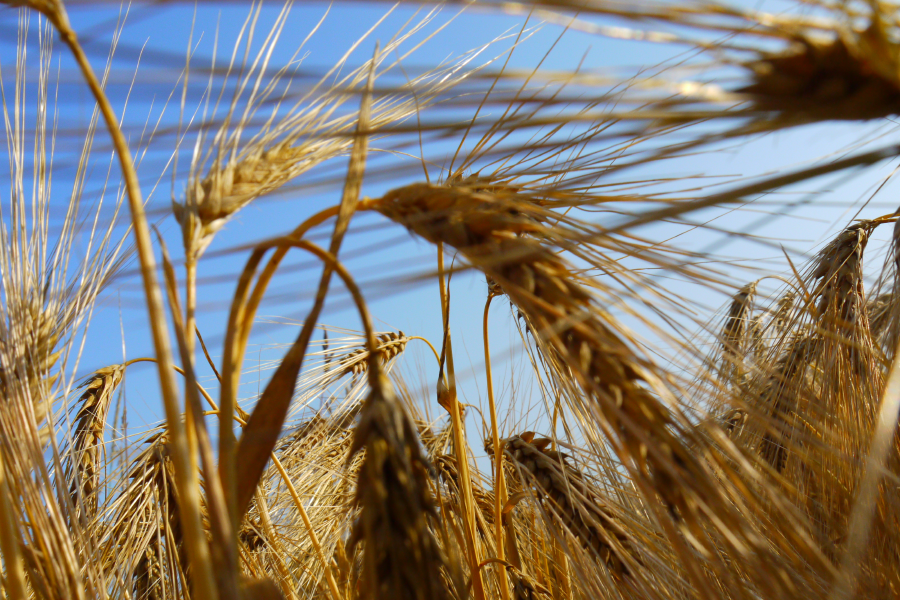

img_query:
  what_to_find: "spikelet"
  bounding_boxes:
[756,334,818,471]
[867,292,893,343]
[772,292,796,335]
[0,304,62,439]
[67,365,125,519]
[750,225,878,463]
[503,433,635,581]
[775,223,882,556]
[348,369,450,600]
[133,544,163,600]
[870,217,900,360]
[602,3,900,132]
[100,431,187,598]
[340,331,409,377]
[239,518,266,552]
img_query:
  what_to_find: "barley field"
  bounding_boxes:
[2,0,900,599]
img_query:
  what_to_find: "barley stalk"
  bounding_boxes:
[18,1,218,594]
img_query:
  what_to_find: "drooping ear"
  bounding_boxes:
[532,437,552,452]
[520,431,536,444]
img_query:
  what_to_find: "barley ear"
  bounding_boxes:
[68,365,125,521]
[348,368,452,600]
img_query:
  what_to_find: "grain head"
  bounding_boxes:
[348,369,451,600]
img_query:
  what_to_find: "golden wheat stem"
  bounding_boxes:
[50,16,216,600]
[233,201,381,369]
[157,235,241,600]
[484,292,511,600]
[438,244,486,600]
[0,452,25,600]
[218,205,345,430]
[226,238,377,524]
[184,256,199,447]
[218,204,342,445]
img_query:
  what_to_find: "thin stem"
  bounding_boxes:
[408,335,442,367]
[484,292,511,600]
[0,452,26,600]
[219,199,377,440]
[438,245,486,600]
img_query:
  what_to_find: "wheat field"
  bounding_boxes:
[2,0,900,599]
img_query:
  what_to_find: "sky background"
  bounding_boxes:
[3,0,900,467]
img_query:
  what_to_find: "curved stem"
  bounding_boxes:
[226,239,375,600]
[407,336,443,368]
[219,200,378,472]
